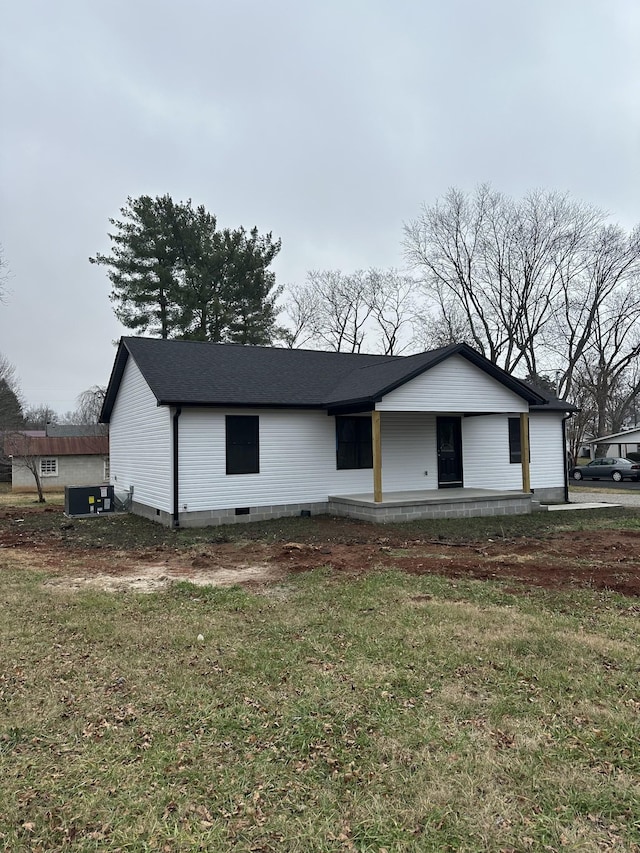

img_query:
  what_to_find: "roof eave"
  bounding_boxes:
[155,399,326,410]
[530,402,580,413]
[585,427,640,443]
[99,339,130,423]
[326,398,377,415]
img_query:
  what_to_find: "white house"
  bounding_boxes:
[100,338,575,527]
[584,427,640,459]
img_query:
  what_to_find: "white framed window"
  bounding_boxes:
[40,458,58,477]
[103,457,110,480]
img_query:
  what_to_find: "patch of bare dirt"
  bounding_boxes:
[43,563,280,593]
[1,510,640,596]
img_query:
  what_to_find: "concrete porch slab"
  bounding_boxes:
[327,488,534,523]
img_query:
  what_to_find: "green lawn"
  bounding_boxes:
[2,553,640,851]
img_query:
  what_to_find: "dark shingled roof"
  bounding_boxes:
[101,337,573,422]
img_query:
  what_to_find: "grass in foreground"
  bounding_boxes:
[1,563,639,851]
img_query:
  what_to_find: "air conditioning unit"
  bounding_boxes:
[64,485,115,518]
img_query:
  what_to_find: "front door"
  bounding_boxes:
[437,416,463,488]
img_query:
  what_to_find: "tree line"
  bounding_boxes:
[0,356,105,433]
[0,353,106,502]
[87,189,639,457]
[403,186,640,457]
[3,187,639,459]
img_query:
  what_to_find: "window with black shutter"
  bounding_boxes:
[226,415,259,474]
[508,417,530,464]
[336,416,373,470]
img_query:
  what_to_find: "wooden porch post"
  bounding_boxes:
[520,412,531,493]
[372,410,382,503]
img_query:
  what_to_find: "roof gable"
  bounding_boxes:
[100,337,558,422]
[375,353,529,412]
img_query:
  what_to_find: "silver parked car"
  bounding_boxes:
[570,457,640,482]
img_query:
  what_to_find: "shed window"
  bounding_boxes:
[226,416,259,474]
[508,417,530,464]
[40,458,58,477]
[336,416,372,470]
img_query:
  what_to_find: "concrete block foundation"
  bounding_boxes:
[131,488,542,527]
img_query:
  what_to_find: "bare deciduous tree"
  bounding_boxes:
[579,294,640,453]
[368,270,417,355]
[404,185,640,445]
[565,373,598,464]
[0,244,9,304]
[310,270,378,352]
[277,283,321,349]
[23,405,58,431]
[58,386,108,432]
[413,281,475,351]
[280,269,418,355]
[2,432,46,502]
[549,224,640,399]
[404,185,604,374]
[279,270,377,353]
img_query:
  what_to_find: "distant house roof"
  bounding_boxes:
[101,337,574,422]
[4,435,108,457]
[585,427,640,444]
[46,424,108,438]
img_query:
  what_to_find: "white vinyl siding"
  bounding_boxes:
[462,412,566,491]
[178,409,375,511]
[378,412,438,491]
[176,409,566,510]
[109,357,172,512]
[376,355,527,413]
[530,412,566,489]
[463,415,522,490]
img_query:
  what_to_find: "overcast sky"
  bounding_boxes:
[1,0,638,414]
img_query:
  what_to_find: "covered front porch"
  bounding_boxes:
[328,352,537,520]
[327,487,536,523]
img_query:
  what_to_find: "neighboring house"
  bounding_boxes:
[100,337,575,527]
[584,428,640,459]
[6,434,109,492]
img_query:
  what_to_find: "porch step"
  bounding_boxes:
[531,499,548,512]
